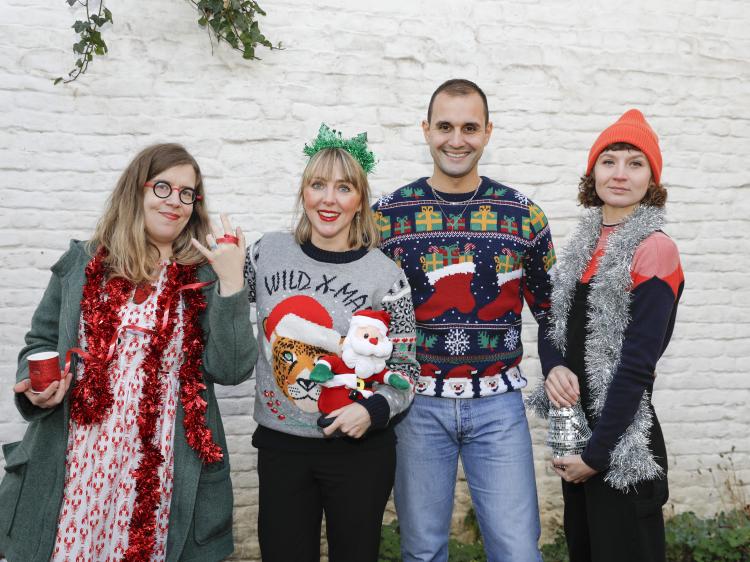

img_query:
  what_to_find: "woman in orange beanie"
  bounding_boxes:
[528,109,684,562]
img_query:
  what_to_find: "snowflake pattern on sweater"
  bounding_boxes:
[374,176,563,398]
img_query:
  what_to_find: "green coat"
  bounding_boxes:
[0,241,257,562]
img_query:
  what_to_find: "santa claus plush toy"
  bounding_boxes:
[310,309,410,423]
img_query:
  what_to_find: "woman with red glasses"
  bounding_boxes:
[0,143,256,561]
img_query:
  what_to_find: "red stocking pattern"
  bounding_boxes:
[415,270,476,321]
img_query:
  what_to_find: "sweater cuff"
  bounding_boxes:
[581,446,609,473]
[361,394,391,430]
[537,320,566,376]
[208,283,250,322]
[542,361,567,379]
[15,393,56,422]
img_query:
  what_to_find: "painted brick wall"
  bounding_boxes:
[1,0,748,559]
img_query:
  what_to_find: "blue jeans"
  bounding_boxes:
[394,391,543,562]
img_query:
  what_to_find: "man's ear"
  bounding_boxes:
[484,120,494,145]
[421,119,431,142]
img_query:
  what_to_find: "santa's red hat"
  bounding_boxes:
[264,295,341,353]
[348,309,391,337]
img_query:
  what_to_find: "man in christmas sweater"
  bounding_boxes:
[374,79,564,562]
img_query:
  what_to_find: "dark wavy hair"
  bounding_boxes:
[578,142,667,208]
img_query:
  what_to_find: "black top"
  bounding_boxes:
[300,240,369,264]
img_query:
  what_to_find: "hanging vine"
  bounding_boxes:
[55,0,279,85]
[55,0,112,85]
[190,0,278,60]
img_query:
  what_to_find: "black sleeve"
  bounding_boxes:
[582,277,678,471]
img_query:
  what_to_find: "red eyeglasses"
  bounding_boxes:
[145,180,202,205]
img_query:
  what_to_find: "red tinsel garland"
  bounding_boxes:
[71,249,131,423]
[71,249,223,562]
[175,268,223,464]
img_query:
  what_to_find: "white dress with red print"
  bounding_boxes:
[52,267,182,562]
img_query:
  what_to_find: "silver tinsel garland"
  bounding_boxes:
[527,205,666,491]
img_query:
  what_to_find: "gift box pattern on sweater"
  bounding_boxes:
[374,177,563,399]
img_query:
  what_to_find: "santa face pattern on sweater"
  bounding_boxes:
[375,177,557,399]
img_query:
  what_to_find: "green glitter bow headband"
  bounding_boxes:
[303,123,376,175]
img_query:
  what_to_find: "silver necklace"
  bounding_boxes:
[429,180,481,224]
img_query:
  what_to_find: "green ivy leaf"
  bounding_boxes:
[209,17,222,32]
[59,0,278,85]
[58,1,114,84]
[191,0,279,60]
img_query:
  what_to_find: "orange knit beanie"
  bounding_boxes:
[586,109,662,185]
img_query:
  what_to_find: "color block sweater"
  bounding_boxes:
[566,227,684,471]
[244,232,419,440]
[374,177,564,399]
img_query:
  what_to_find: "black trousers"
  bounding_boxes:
[562,418,669,562]
[257,443,396,562]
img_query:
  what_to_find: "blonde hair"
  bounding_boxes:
[90,143,211,283]
[294,148,379,250]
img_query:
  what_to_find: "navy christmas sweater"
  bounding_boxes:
[374,176,564,399]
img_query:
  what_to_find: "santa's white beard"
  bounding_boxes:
[341,336,392,378]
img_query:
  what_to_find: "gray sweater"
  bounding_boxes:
[244,232,419,438]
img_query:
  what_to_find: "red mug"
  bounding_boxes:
[27,351,61,393]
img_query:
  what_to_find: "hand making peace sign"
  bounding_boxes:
[191,213,246,296]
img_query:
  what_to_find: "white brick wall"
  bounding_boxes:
[1,0,748,558]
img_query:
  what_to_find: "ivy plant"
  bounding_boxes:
[55,1,113,85]
[190,0,277,60]
[56,0,278,85]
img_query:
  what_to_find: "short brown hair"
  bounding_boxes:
[294,148,380,250]
[578,142,668,208]
[91,143,211,282]
[427,79,489,125]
